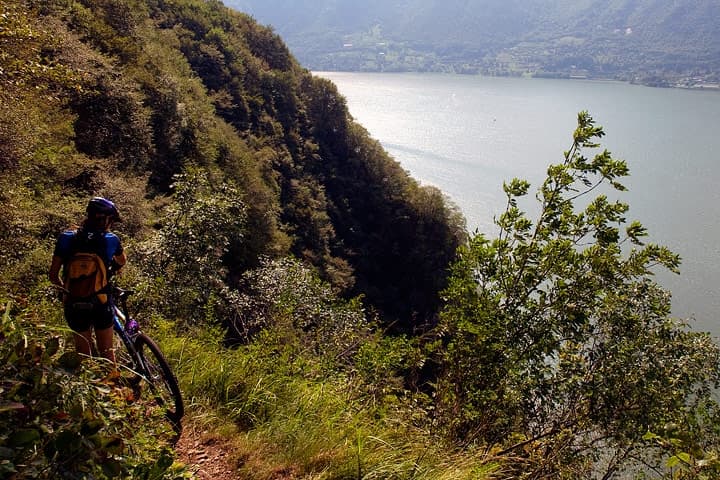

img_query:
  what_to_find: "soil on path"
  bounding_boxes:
[176,425,240,480]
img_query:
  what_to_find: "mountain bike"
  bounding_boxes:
[111,286,184,430]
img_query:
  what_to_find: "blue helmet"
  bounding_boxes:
[86,197,121,222]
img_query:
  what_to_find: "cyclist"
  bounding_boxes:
[49,197,126,362]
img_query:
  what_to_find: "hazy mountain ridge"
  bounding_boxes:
[226,0,720,87]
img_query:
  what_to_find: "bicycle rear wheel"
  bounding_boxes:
[135,333,184,427]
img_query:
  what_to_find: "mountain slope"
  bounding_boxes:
[227,0,720,85]
[0,0,465,332]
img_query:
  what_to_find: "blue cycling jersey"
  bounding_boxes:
[53,229,123,268]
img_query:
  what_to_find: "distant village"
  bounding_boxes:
[674,77,720,90]
[329,40,720,91]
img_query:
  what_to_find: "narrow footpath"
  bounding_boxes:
[176,426,239,480]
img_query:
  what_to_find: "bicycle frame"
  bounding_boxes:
[111,288,137,336]
[109,287,184,427]
[53,283,183,428]
[111,290,143,373]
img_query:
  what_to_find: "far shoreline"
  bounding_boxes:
[311,69,720,93]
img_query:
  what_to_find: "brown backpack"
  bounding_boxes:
[63,231,109,307]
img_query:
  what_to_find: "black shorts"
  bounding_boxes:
[64,301,114,332]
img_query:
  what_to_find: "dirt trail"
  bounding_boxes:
[176,425,240,480]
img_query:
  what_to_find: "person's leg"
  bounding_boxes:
[66,306,93,357]
[95,326,116,364]
[73,330,93,357]
[92,302,116,364]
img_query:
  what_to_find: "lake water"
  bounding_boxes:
[317,72,720,338]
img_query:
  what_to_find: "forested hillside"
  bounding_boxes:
[4,1,720,479]
[0,0,465,334]
[229,0,720,87]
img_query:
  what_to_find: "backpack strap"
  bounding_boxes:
[68,228,108,263]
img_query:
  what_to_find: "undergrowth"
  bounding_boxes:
[0,293,189,479]
[155,321,503,480]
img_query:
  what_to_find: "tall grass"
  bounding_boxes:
[153,323,503,480]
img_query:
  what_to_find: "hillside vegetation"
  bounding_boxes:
[229,0,720,87]
[3,1,720,479]
[0,0,465,334]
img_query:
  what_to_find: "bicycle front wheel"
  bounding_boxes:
[135,333,184,427]
[114,331,141,385]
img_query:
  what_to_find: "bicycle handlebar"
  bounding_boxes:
[112,285,135,300]
[50,284,69,294]
[51,283,135,300]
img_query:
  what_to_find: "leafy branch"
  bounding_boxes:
[436,111,720,478]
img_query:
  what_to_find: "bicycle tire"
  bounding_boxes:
[134,333,184,426]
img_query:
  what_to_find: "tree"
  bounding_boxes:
[435,112,720,478]
[139,169,247,326]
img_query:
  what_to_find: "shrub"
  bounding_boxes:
[435,112,720,478]
[0,297,187,479]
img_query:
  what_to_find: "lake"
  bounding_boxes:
[316,72,720,338]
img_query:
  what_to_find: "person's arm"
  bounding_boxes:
[109,235,126,274]
[50,230,73,287]
[112,250,127,274]
[49,255,64,287]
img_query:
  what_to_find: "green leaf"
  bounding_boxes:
[503,178,530,197]
[58,351,82,370]
[0,447,15,459]
[53,430,83,456]
[0,461,17,476]
[642,431,660,441]
[45,336,60,357]
[101,458,123,478]
[148,449,174,478]
[667,452,692,468]
[81,418,105,435]
[8,429,41,447]
[102,435,125,455]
